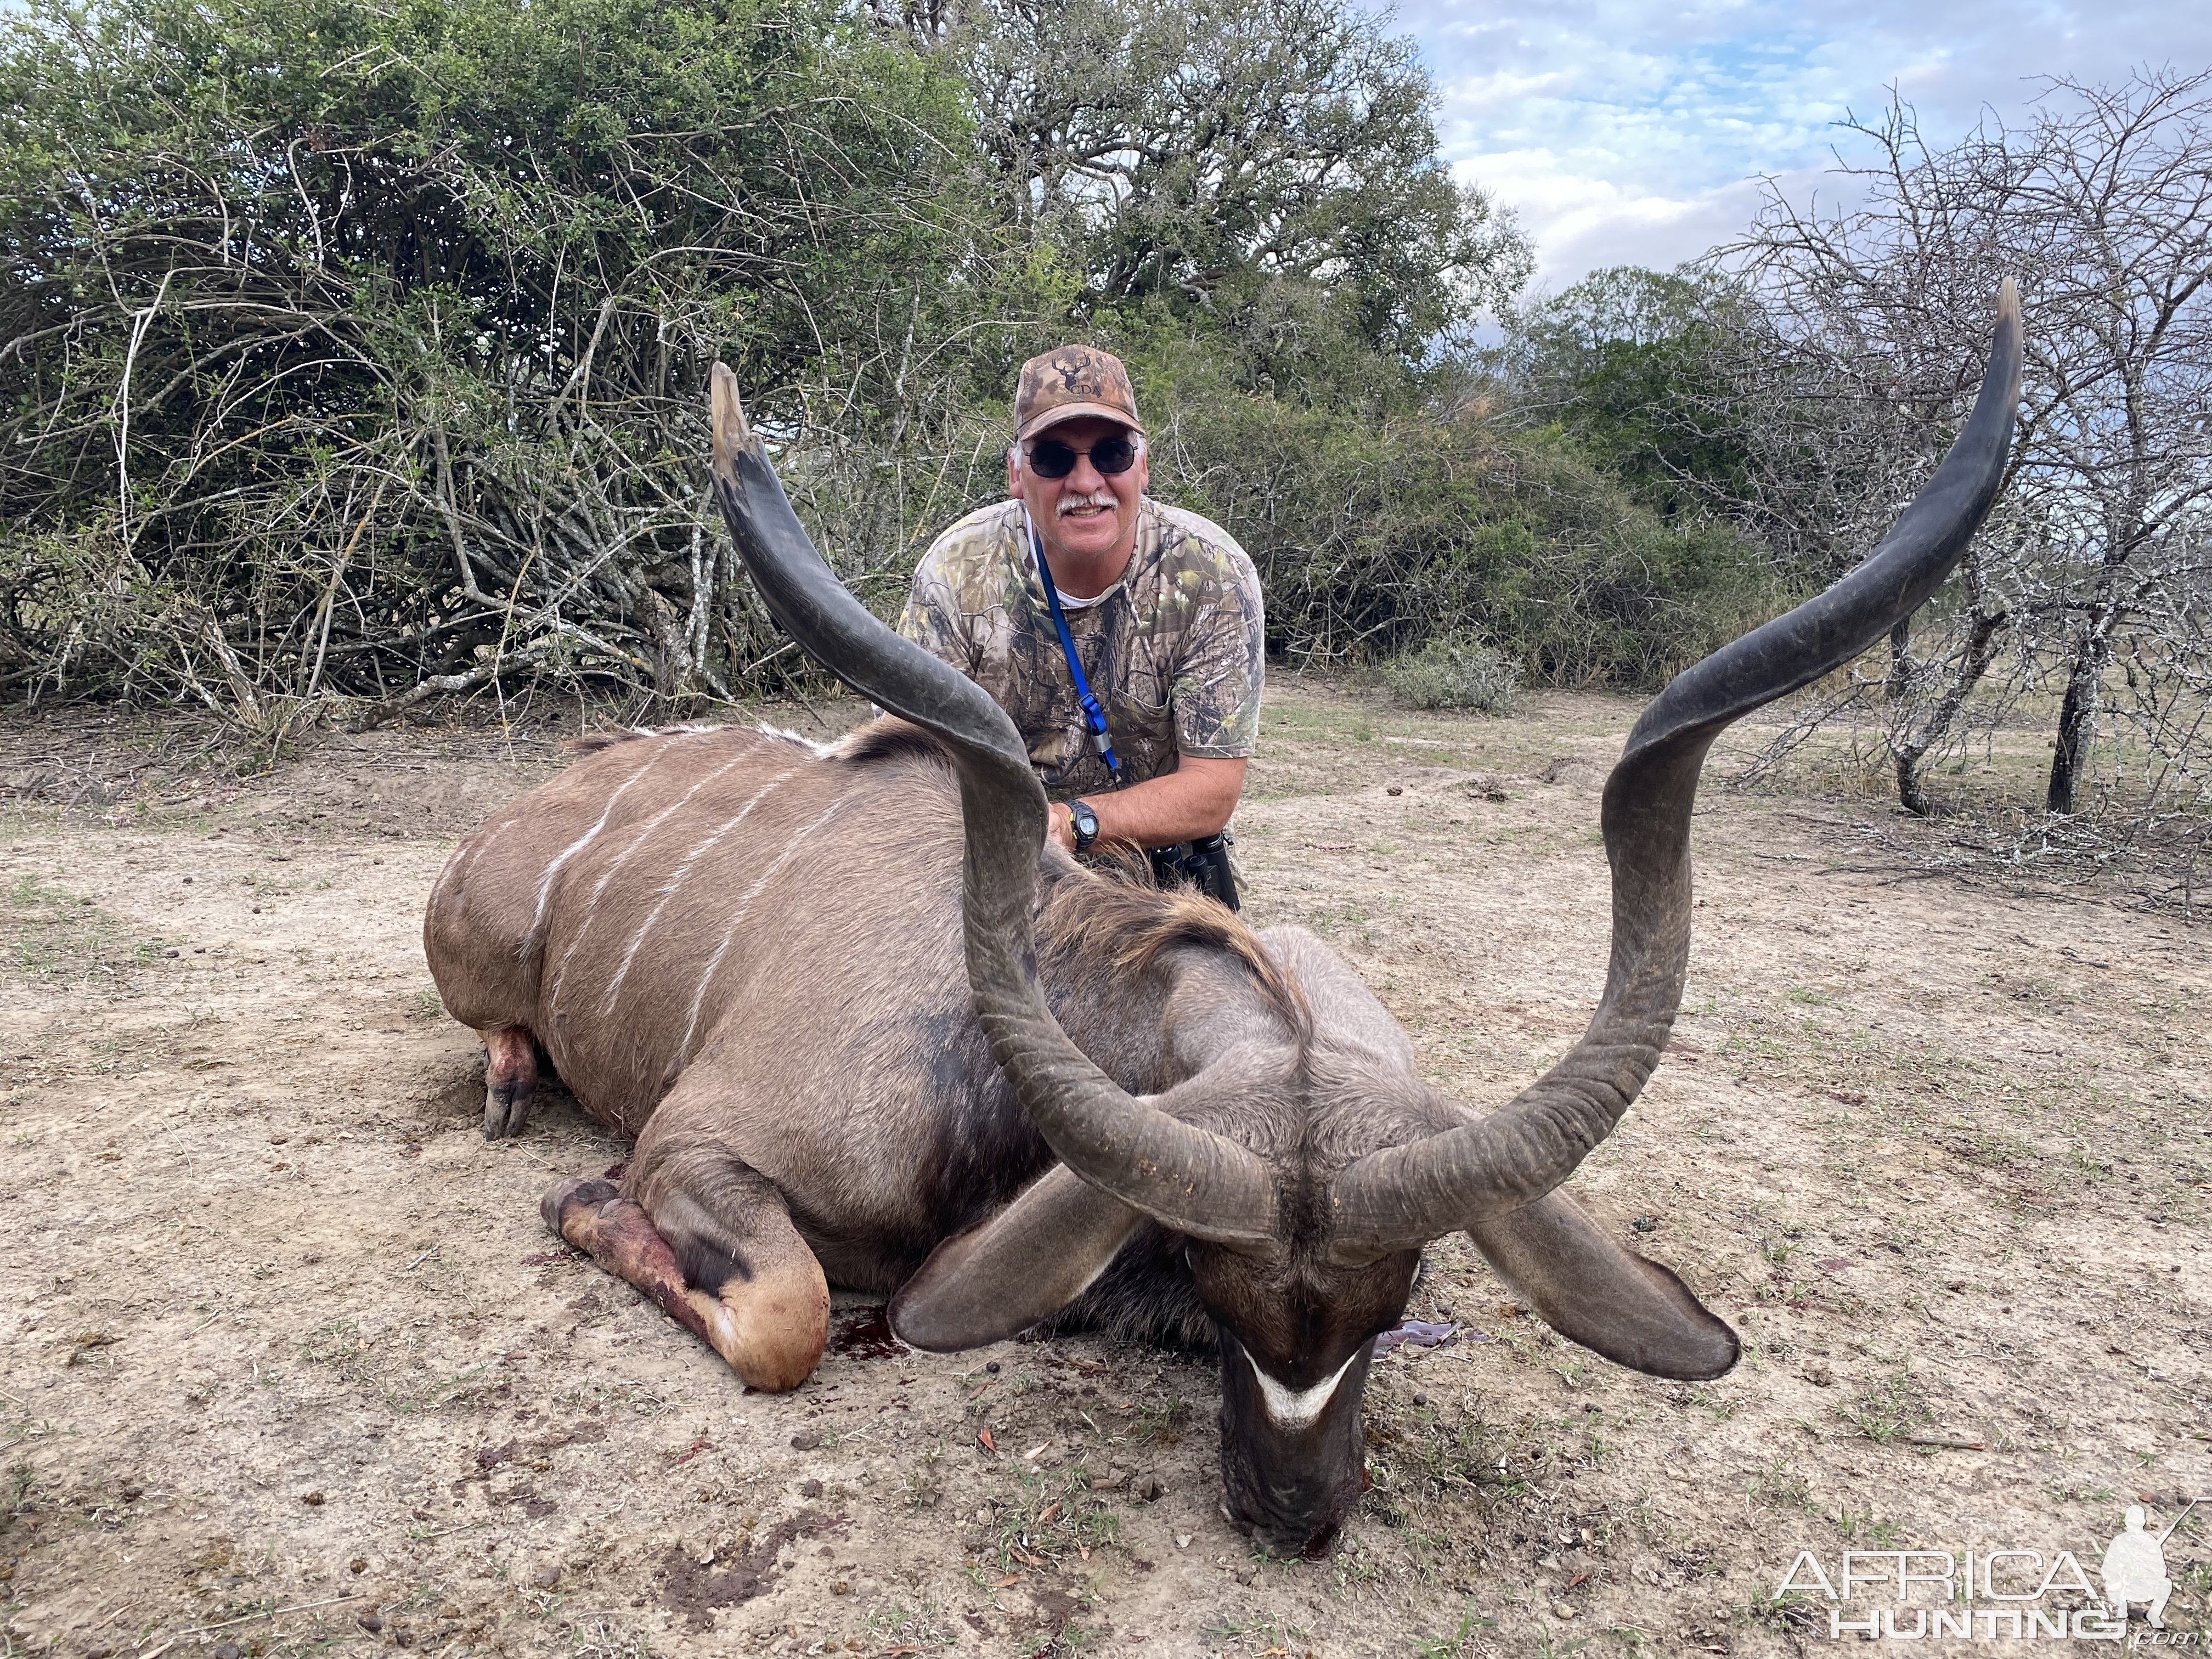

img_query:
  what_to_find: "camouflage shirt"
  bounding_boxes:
[899,498,1265,798]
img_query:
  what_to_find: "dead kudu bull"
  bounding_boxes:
[424,286,2021,1556]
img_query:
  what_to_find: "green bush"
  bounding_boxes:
[0,0,1792,723]
[1119,318,1788,689]
[0,0,1024,719]
[1381,634,1520,713]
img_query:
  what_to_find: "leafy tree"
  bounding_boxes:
[1507,266,1759,518]
[0,0,1776,722]
[916,0,1529,393]
[1126,324,1777,684]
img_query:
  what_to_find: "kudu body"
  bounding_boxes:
[424,286,2021,1555]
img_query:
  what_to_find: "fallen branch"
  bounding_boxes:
[345,636,565,733]
[131,1593,369,1659]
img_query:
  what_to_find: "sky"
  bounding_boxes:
[1401,0,2212,294]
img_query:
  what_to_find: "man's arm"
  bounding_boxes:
[897,557,973,671]
[1047,756,1245,854]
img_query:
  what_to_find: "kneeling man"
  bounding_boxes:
[899,345,1263,906]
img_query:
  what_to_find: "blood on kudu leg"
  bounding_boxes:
[482,1026,537,1140]
[541,1175,828,1392]
[541,1179,718,1348]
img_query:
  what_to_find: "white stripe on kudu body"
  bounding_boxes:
[1249,1349,1360,1431]
[430,817,498,906]
[595,764,802,1015]
[673,794,851,1064]
[547,751,753,1003]
[522,741,679,958]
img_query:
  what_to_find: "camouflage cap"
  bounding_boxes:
[1013,344,1144,442]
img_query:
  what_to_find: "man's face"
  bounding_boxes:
[1008,415,1148,568]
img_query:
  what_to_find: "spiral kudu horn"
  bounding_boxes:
[703,366,1277,1247]
[1328,281,2024,1262]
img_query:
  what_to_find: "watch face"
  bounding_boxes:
[1071,802,1098,846]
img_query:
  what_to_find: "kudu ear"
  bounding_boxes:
[890,1165,1147,1351]
[1465,1192,1739,1380]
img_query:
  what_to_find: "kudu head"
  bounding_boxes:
[703,284,2022,1556]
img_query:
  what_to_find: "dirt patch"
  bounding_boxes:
[1,683,2207,1658]
[658,1513,833,1632]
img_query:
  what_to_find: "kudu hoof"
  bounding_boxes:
[481,1026,537,1139]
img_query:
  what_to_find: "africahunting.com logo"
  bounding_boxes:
[1776,1499,2204,1641]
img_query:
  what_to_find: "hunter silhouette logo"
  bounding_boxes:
[2102,1501,2200,1630]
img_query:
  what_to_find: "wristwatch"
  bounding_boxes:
[1068,799,1100,853]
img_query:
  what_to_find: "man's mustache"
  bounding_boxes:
[1057,490,1117,516]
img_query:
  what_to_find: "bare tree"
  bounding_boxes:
[1719,71,2212,830]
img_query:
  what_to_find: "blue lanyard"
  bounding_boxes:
[1027,517,1123,784]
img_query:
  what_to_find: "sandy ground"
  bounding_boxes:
[1,682,2207,1659]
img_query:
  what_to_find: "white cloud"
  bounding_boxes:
[1402,0,2212,290]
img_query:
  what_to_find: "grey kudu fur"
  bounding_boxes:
[424,285,2021,1555]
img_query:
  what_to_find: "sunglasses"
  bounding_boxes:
[1023,433,1142,479]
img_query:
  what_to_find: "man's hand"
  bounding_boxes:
[1043,757,1246,856]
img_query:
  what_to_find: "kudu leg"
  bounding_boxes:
[482,1025,537,1141]
[542,1167,828,1393]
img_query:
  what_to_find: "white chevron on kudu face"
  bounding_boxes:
[1248,1348,1359,1430]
